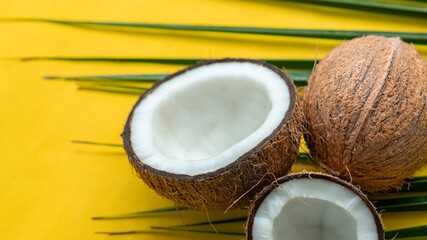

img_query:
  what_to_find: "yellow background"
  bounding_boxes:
[0,0,426,239]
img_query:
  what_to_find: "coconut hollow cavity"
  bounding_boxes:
[123,58,303,210]
[247,173,385,240]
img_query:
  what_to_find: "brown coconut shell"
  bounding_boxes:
[246,172,385,240]
[122,58,304,211]
[304,36,427,192]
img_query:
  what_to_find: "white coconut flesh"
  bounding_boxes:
[130,61,290,175]
[252,179,378,240]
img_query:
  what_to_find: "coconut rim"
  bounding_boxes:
[122,58,297,181]
[246,172,385,240]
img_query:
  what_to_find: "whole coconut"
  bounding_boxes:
[304,35,426,192]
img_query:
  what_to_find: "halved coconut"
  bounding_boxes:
[122,58,303,211]
[247,173,385,240]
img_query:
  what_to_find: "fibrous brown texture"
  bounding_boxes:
[304,36,427,192]
[123,59,303,211]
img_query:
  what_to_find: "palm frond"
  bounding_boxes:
[21,56,316,69]
[97,227,245,236]
[7,18,427,44]
[71,140,122,147]
[385,225,427,239]
[400,176,427,193]
[375,195,427,212]
[45,70,311,86]
[78,83,148,94]
[71,140,313,164]
[151,226,245,236]
[46,74,166,82]
[92,206,188,220]
[276,0,427,18]
[98,224,427,238]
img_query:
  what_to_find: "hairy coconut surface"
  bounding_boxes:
[247,172,385,240]
[304,35,427,192]
[123,59,303,211]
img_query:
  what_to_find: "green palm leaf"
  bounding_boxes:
[375,195,427,212]
[168,217,248,228]
[97,227,245,236]
[157,194,427,228]
[6,18,427,44]
[45,70,311,86]
[71,140,312,164]
[91,182,427,220]
[92,206,187,220]
[23,57,316,69]
[400,176,427,193]
[97,224,427,238]
[276,0,427,18]
[45,73,165,82]
[71,140,122,147]
[78,83,148,94]
[385,225,427,239]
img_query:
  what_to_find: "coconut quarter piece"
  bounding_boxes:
[122,58,303,210]
[247,173,385,240]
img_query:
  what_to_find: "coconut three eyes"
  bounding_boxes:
[122,59,303,210]
[304,36,427,192]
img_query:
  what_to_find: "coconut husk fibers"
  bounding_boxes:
[246,172,385,240]
[123,59,304,211]
[304,36,427,192]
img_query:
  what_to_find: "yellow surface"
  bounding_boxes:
[0,0,426,239]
